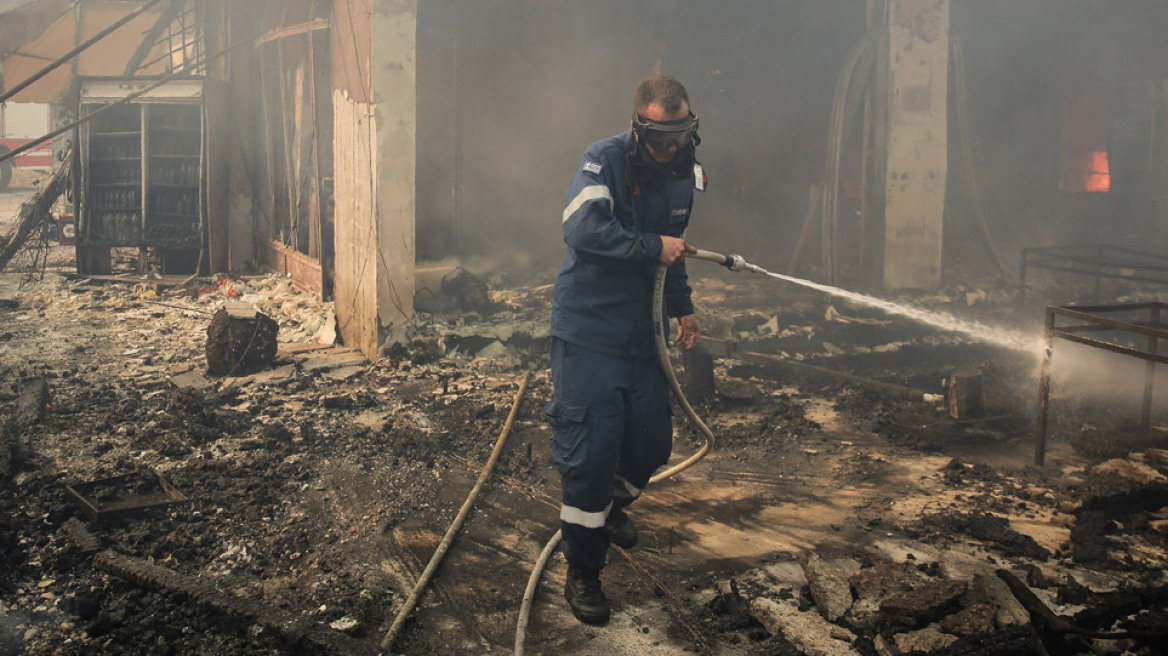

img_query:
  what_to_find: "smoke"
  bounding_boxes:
[416,0,867,273]
[1049,340,1168,426]
[414,0,1168,283]
[951,0,1168,252]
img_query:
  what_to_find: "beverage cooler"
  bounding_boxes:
[75,78,208,275]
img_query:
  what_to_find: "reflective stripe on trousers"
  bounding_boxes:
[546,337,672,570]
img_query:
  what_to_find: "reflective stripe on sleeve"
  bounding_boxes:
[562,185,613,224]
[560,501,613,528]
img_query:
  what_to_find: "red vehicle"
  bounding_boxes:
[0,103,53,191]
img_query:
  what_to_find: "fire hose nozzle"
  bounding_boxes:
[726,254,747,272]
[689,248,769,275]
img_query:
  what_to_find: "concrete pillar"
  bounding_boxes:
[371,0,417,350]
[333,0,416,359]
[882,0,949,290]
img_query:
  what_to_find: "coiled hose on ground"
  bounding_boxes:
[513,261,717,655]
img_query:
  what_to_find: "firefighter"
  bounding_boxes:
[546,75,703,625]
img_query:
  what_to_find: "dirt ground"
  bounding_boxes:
[2,180,1168,655]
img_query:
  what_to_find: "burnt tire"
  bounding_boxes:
[0,146,12,192]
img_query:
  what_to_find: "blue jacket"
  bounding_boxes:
[551,131,695,359]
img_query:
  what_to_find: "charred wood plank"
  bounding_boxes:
[1,377,50,475]
[94,550,379,656]
[996,569,1168,643]
[946,370,984,420]
[702,337,935,402]
[60,517,101,554]
[916,625,1044,656]
[205,304,279,376]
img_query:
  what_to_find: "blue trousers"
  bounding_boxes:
[545,337,673,571]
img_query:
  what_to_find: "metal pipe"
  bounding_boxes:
[1034,310,1056,466]
[734,348,939,402]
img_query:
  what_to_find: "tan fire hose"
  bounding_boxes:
[381,370,532,652]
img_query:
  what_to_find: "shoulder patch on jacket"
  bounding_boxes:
[582,161,602,175]
[670,208,689,217]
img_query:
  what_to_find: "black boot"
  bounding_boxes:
[605,506,638,549]
[565,566,610,625]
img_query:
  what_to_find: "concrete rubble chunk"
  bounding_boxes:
[893,626,959,653]
[750,597,859,656]
[298,349,367,373]
[313,309,337,345]
[873,634,896,656]
[972,573,1029,628]
[847,561,925,629]
[938,602,996,637]
[221,364,297,387]
[224,301,258,320]
[879,579,967,630]
[1145,449,1168,473]
[1092,459,1167,484]
[850,561,925,602]
[322,365,365,381]
[802,552,861,622]
[475,340,512,362]
[169,370,211,390]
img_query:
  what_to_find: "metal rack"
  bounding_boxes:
[1021,245,1168,296]
[1034,302,1168,464]
[76,78,205,274]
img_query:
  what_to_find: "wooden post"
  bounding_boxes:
[947,370,984,420]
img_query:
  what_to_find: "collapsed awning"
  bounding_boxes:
[1,0,167,103]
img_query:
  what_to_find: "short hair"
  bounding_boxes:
[634,76,690,115]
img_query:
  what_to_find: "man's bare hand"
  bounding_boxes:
[659,236,687,265]
[676,314,701,350]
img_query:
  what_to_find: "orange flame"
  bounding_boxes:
[1083,149,1110,193]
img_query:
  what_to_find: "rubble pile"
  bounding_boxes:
[1,268,1167,654]
[691,454,1168,655]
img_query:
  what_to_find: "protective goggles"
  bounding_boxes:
[633,111,699,151]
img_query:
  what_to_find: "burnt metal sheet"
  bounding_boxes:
[65,469,189,524]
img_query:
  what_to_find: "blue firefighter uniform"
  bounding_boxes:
[547,130,695,571]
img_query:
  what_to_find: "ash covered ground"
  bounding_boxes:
[2,183,1168,655]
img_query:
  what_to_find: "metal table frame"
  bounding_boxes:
[1035,302,1167,465]
[1021,245,1168,296]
